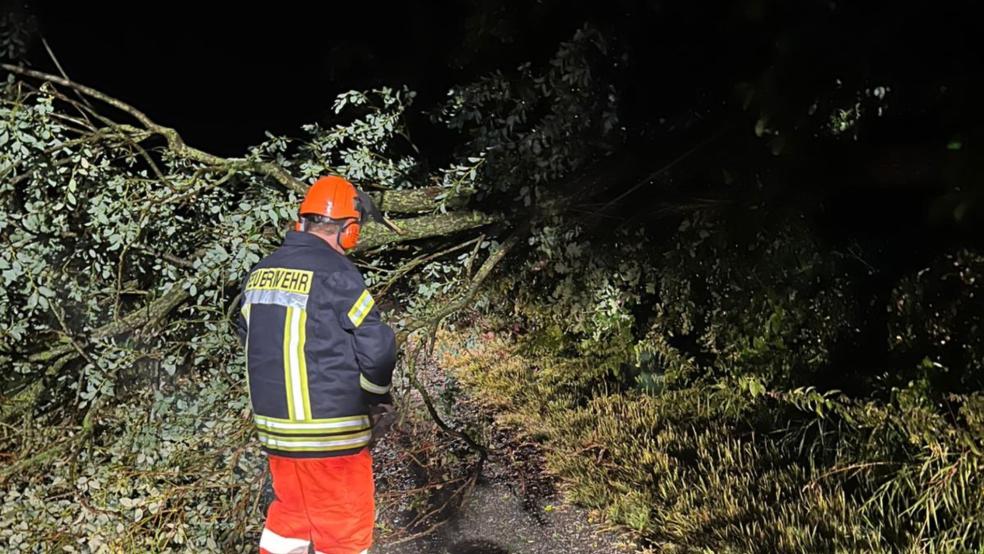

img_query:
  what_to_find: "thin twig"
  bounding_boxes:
[397,226,524,344]
[599,128,728,211]
[377,235,483,298]
[41,37,96,121]
[406,335,488,463]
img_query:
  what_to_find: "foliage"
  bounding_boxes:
[887,249,984,392]
[0,24,621,551]
[0,82,475,551]
[2,9,983,552]
[437,180,983,552]
[439,323,983,553]
[436,25,620,204]
[642,212,867,392]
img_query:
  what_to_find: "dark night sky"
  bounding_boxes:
[26,4,463,155]
[20,2,593,156]
[9,0,984,241]
[10,1,984,149]
[15,1,812,157]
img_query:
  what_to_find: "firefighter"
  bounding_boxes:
[236,175,397,554]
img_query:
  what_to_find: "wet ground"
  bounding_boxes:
[371,350,635,554]
[378,477,632,554]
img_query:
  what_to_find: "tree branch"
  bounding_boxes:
[6,66,482,217]
[355,211,495,252]
[397,224,524,345]
[369,187,473,213]
[3,64,309,193]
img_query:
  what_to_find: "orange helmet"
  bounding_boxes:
[297,175,362,249]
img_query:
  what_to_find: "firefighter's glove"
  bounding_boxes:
[369,403,397,448]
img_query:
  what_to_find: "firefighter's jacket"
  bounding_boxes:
[236,231,396,458]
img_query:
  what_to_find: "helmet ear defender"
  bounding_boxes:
[338,219,361,250]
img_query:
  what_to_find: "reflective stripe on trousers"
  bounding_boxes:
[259,528,310,554]
[259,529,369,554]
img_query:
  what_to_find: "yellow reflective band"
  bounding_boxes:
[254,413,369,425]
[360,374,391,395]
[347,289,375,328]
[246,267,314,294]
[283,307,309,421]
[244,304,252,403]
[254,415,370,435]
[283,307,296,420]
[296,309,311,421]
[257,430,372,452]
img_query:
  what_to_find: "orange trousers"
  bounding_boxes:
[258,450,374,554]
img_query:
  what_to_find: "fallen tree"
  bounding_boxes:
[3,13,984,552]
[0,27,620,551]
[0,65,497,428]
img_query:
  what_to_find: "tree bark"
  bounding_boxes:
[369,187,473,213]
[357,211,494,250]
